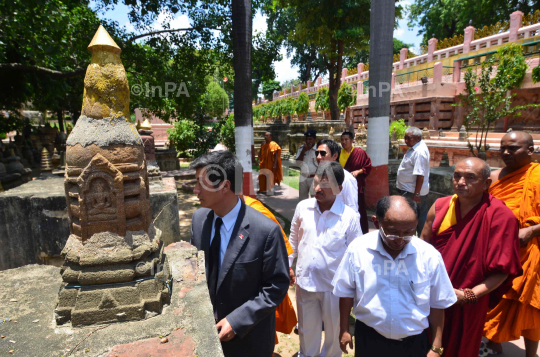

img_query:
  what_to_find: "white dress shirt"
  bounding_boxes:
[396,140,430,196]
[332,230,456,340]
[336,170,359,212]
[210,198,242,269]
[296,144,318,177]
[289,198,362,292]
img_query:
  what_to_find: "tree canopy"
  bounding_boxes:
[407,0,540,44]
[0,0,282,134]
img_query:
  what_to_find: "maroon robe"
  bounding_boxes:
[343,147,372,234]
[431,193,521,357]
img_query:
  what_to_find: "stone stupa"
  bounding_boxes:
[55,25,171,327]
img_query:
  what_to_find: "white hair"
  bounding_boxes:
[405,126,422,139]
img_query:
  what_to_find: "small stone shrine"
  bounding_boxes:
[55,25,171,327]
[138,118,162,182]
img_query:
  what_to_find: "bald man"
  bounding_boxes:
[483,132,540,357]
[421,157,522,357]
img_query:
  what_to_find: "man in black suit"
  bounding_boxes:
[190,150,290,356]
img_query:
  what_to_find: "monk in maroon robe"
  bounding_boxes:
[421,157,521,357]
[340,131,371,234]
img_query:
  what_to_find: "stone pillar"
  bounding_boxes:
[342,67,348,81]
[358,63,364,75]
[284,88,288,95]
[453,60,462,82]
[509,11,524,42]
[408,102,416,127]
[391,73,396,89]
[317,77,322,86]
[356,82,363,105]
[56,25,170,327]
[463,26,475,53]
[427,37,438,62]
[291,86,294,94]
[433,62,443,83]
[307,80,312,88]
[399,48,408,69]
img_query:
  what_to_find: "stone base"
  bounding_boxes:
[55,271,171,326]
[0,176,180,271]
[0,242,223,356]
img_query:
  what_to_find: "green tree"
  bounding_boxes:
[407,0,540,44]
[275,0,402,120]
[204,80,229,118]
[261,80,281,100]
[219,113,236,152]
[455,43,535,157]
[296,92,309,116]
[315,87,330,113]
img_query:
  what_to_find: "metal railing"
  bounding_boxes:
[395,67,434,87]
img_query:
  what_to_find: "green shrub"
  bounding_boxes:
[337,82,356,112]
[533,65,540,84]
[220,114,235,152]
[315,87,329,112]
[296,92,310,115]
[389,119,408,139]
[495,43,527,89]
[167,119,198,157]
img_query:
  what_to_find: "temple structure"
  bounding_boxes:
[55,25,171,326]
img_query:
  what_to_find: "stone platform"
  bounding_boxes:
[0,177,181,271]
[0,242,223,356]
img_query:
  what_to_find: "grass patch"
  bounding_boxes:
[282,176,299,191]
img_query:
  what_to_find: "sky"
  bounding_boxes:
[90,1,424,84]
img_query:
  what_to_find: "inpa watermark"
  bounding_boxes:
[131,82,190,98]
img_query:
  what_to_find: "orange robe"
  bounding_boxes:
[244,196,297,344]
[484,163,540,342]
[259,141,283,192]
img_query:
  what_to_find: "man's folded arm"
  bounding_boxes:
[226,225,290,338]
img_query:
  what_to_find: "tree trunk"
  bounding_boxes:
[231,0,254,195]
[57,109,64,133]
[365,0,395,209]
[327,40,344,121]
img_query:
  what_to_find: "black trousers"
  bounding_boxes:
[355,320,430,357]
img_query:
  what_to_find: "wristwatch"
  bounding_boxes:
[414,192,420,197]
[430,345,444,355]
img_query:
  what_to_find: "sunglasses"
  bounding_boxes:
[315,151,327,157]
[380,226,414,241]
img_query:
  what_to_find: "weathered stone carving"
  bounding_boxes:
[55,26,170,327]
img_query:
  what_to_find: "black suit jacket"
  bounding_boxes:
[191,200,290,357]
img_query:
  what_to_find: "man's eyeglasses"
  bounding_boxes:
[315,151,327,157]
[380,226,414,241]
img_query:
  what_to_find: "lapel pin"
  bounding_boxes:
[239,234,244,239]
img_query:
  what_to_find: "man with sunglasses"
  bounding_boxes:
[289,161,362,357]
[296,130,318,201]
[316,139,358,212]
[333,196,456,357]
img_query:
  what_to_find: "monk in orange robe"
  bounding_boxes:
[483,131,540,357]
[242,195,297,344]
[258,132,283,193]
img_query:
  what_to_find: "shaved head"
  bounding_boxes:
[456,157,491,180]
[500,131,534,170]
[503,131,534,147]
[453,158,492,199]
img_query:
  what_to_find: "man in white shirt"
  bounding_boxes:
[333,196,456,357]
[289,161,362,357]
[296,130,318,201]
[396,126,430,234]
[315,139,359,212]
